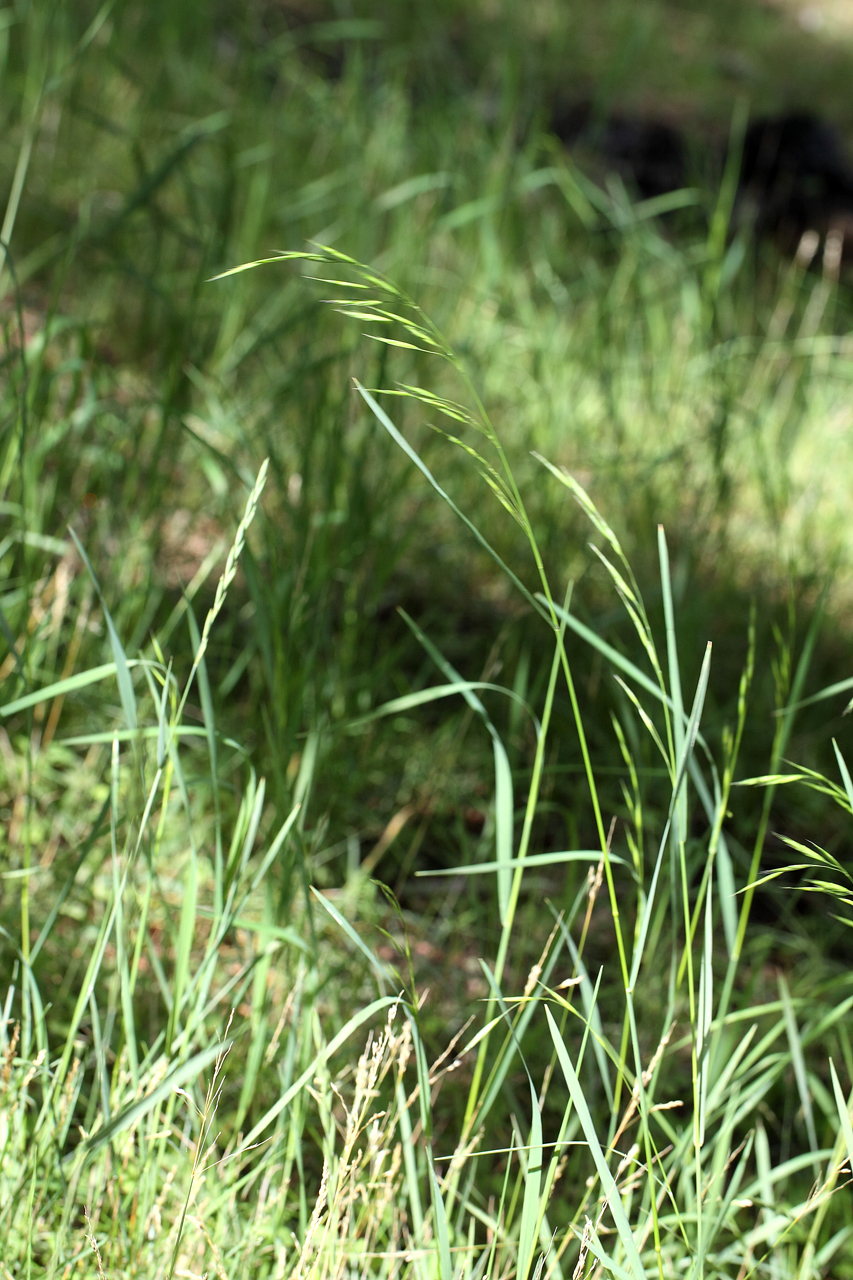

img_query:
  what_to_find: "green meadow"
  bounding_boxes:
[4,2,853,1276]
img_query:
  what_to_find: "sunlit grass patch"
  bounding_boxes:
[5,3,853,1276]
[5,247,853,1277]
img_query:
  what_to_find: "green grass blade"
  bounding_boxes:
[540,599,666,706]
[396,609,524,923]
[346,681,536,728]
[517,1079,544,1280]
[310,887,395,988]
[109,739,138,1085]
[186,600,221,907]
[545,1006,647,1280]
[0,661,149,716]
[355,381,547,618]
[473,927,569,1128]
[165,747,199,1056]
[559,923,614,1109]
[832,739,853,813]
[829,1059,853,1175]
[696,882,713,1147]
[782,673,853,713]
[658,527,684,827]
[418,850,620,877]
[81,1038,233,1159]
[69,527,137,731]
[429,1158,455,1280]
[493,740,514,924]
[237,995,399,1154]
[577,1230,637,1280]
[779,973,819,1170]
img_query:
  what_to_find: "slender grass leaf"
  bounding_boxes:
[429,1159,455,1280]
[333,309,393,322]
[57,727,247,754]
[439,195,502,229]
[345,681,536,731]
[193,909,309,952]
[397,609,528,922]
[829,1060,853,1175]
[209,251,330,283]
[780,674,853,714]
[517,1079,544,1280]
[779,973,819,1169]
[417,850,621,877]
[659,526,684,829]
[556,919,614,1108]
[0,660,150,716]
[697,882,713,1145]
[363,333,431,351]
[545,1007,647,1280]
[248,802,301,898]
[575,1229,637,1280]
[833,739,853,814]
[613,675,670,769]
[375,171,452,211]
[69,527,137,731]
[166,821,198,1055]
[311,887,395,988]
[355,382,547,619]
[238,995,398,1153]
[81,1038,234,1158]
[538,599,664,705]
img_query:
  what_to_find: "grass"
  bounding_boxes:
[5,0,853,1276]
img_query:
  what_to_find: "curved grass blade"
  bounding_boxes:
[779,973,819,1172]
[57,726,248,754]
[397,609,528,924]
[237,995,399,1155]
[658,527,684,833]
[517,1078,544,1280]
[545,1006,647,1280]
[417,850,621,877]
[630,644,712,987]
[355,381,548,620]
[80,1038,233,1159]
[429,1159,455,1280]
[311,887,396,988]
[0,660,150,717]
[345,681,537,732]
[69,527,137,732]
[538,599,665,706]
[829,1060,853,1175]
[832,739,853,812]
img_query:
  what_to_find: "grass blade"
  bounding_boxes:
[829,1059,853,1175]
[355,381,547,619]
[69,527,137,732]
[237,995,399,1154]
[430,1159,455,1280]
[0,661,148,716]
[517,1079,544,1280]
[779,973,819,1172]
[545,1006,647,1280]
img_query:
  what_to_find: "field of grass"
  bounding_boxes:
[4,1,853,1276]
